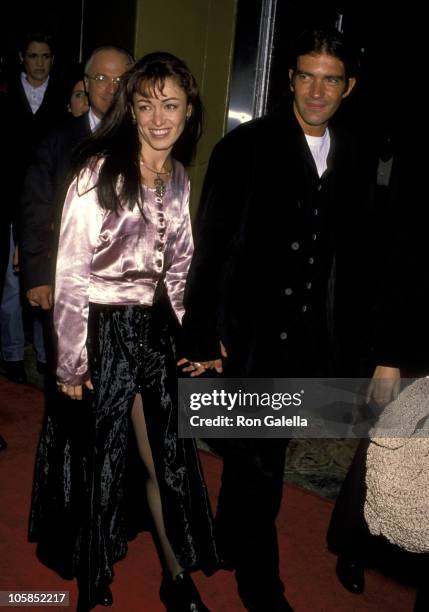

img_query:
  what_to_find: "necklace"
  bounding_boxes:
[139,159,172,198]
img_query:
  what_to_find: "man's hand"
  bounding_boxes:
[59,379,94,400]
[366,365,400,406]
[27,285,53,310]
[178,341,228,377]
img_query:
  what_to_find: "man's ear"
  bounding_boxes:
[19,52,24,64]
[288,68,295,92]
[342,77,356,99]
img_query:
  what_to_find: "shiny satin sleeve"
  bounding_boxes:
[54,167,104,385]
[165,178,194,323]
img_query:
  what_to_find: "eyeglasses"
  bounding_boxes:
[85,74,122,86]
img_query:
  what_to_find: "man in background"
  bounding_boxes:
[1,29,65,383]
[20,45,133,320]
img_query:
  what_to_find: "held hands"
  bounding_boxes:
[178,341,228,377]
[366,365,401,406]
[59,379,94,400]
[27,285,53,310]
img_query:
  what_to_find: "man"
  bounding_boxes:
[328,133,429,611]
[1,30,65,383]
[182,29,358,611]
[19,44,133,609]
[20,45,134,313]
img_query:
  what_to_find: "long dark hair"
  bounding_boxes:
[73,51,203,213]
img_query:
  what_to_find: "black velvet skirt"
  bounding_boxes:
[29,300,219,604]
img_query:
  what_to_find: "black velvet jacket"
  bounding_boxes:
[183,106,365,377]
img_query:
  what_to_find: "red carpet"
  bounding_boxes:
[0,378,416,611]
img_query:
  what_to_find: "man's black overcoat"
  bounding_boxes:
[19,113,91,291]
[183,106,366,377]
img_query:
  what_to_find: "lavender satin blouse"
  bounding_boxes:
[54,159,193,385]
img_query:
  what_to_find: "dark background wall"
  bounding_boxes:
[0,0,136,83]
[1,0,417,205]
[81,0,136,60]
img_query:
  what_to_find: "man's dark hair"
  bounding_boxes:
[290,28,359,80]
[20,30,55,56]
[73,51,203,214]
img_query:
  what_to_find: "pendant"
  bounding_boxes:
[154,176,166,198]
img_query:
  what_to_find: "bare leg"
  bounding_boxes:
[131,394,182,578]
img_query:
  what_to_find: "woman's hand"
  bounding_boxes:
[177,341,228,377]
[59,378,94,400]
[366,365,400,406]
[177,358,212,377]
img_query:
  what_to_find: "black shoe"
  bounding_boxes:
[160,571,210,611]
[270,598,294,612]
[2,360,27,384]
[77,585,112,610]
[414,585,429,611]
[247,597,294,612]
[36,360,47,375]
[237,588,294,611]
[0,435,6,452]
[336,554,364,594]
[96,585,113,607]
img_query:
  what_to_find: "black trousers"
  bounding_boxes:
[207,438,288,609]
[326,438,370,560]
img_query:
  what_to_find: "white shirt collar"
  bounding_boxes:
[21,72,49,114]
[88,107,101,133]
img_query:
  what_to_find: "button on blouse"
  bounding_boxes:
[54,158,193,385]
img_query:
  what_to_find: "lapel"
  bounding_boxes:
[264,105,319,181]
[34,78,53,117]
[16,78,34,118]
[324,123,339,180]
[77,111,91,139]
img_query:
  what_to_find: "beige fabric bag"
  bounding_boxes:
[364,377,429,553]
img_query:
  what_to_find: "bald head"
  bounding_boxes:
[84,47,134,118]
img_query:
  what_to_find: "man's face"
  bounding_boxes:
[289,53,356,136]
[20,41,53,87]
[84,50,131,118]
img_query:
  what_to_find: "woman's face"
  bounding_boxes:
[132,77,191,156]
[68,80,89,117]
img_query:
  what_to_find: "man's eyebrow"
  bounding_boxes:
[296,69,345,79]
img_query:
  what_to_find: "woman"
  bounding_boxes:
[328,136,429,612]
[67,79,89,117]
[64,64,89,117]
[29,52,218,611]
